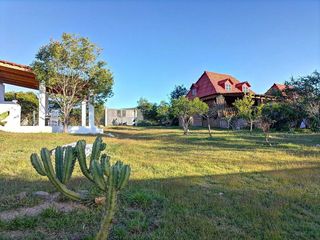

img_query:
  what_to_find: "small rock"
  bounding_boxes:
[16,192,27,200]
[51,143,93,157]
[33,191,50,200]
[218,192,224,196]
[106,133,115,138]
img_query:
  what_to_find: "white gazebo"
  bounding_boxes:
[0,60,103,134]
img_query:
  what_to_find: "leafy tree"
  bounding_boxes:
[222,108,237,130]
[95,103,106,126]
[157,101,171,125]
[170,85,188,102]
[5,91,38,125]
[260,115,273,146]
[32,33,113,132]
[201,107,217,137]
[233,93,261,132]
[172,96,208,135]
[261,102,302,131]
[285,71,320,131]
[137,98,158,123]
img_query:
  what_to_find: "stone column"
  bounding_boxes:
[39,83,47,127]
[105,107,108,126]
[88,101,95,127]
[81,100,87,126]
[0,82,5,103]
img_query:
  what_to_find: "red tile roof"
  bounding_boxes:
[0,60,32,71]
[265,83,292,96]
[187,71,254,99]
[273,83,287,91]
[0,60,38,89]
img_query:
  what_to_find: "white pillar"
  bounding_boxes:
[105,107,108,126]
[39,83,47,127]
[89,102,95,127]
[0,82,5,103]
[81,100,87,126]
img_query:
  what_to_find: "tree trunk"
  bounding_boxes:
[181,117,188,135]
[250,121,253,132]
[207,120,212,137]
[63,118,69,133]
[63,108,70,133]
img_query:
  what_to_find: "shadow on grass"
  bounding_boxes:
[104,127,320,158]
[1,165,320,240]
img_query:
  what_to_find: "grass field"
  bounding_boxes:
[0,127,319,239]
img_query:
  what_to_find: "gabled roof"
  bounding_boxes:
[273,83,287,91]
[265,83,292,96]
[187,71,254,99]
[0,60,38,89]
[235,81,251,88]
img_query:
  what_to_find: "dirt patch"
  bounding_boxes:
[0,192,87,222]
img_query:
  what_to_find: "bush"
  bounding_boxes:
[136,120,158,126]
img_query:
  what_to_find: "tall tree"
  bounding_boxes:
[157,101,171,125]
[285,71,320,131]
[137,98,158,122]
[32,33,113,132]
[200,107,217,137]
[170,85,188,102]
[172,96,208,135]
[233,93,262,132]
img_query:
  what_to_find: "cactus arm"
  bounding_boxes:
[118,165,131,190]
[55,146,64,182]
[75,140,94,182]
[62,146,76,183]
[40,148,83,201]
[30,153,47,176]
[91,160,106,191]
[101,154,111,176]
[90,137,106,165]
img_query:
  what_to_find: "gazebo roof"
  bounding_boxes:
[0,60,39,89]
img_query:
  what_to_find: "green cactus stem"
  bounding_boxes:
[75,136,107,184]
[30,147,85,202]
[30,136,131,238]
[95,160,131,240]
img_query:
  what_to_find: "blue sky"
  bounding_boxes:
[1,0,319,108]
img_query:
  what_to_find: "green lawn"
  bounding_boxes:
[0,127,320,239]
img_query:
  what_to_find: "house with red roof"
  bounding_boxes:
[265,83,290,97]
[186,71,267,128]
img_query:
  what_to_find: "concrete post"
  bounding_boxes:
[0,82,5,103]
[105,107,108,126]
[81,100,87,126]
[88,101,95,127]
[39,83,47,127]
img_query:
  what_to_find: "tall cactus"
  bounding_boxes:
[75,136,106,184]
[30,146,86,201]
[30,136,131,239]
[94,159,131,240]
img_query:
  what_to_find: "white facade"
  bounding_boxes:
[105,107,142,126]
[0,81,103,134]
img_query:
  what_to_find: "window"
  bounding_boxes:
[225,83,232,91]
[243,85,249,93]
[192,88,197,96]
